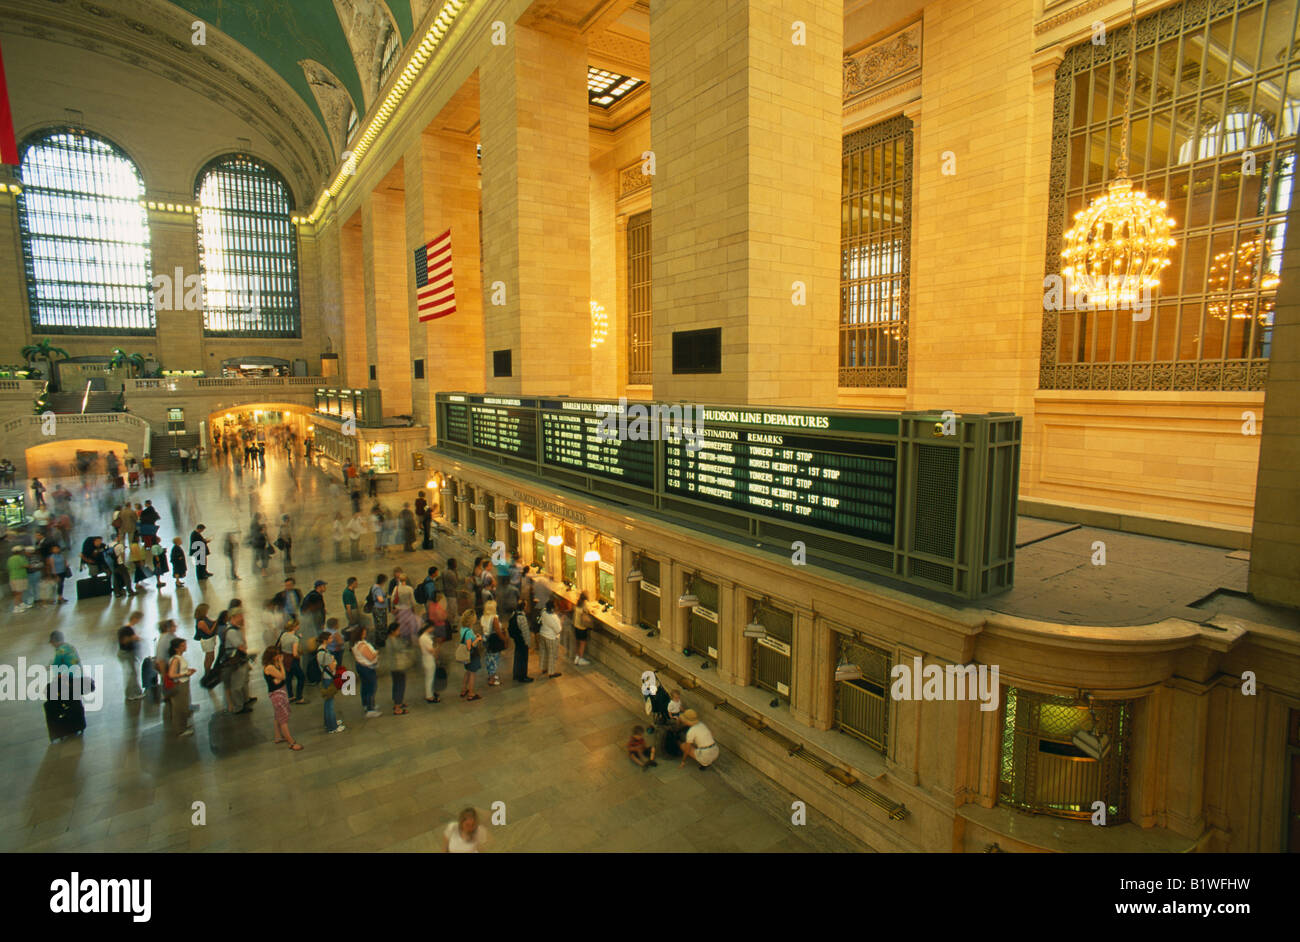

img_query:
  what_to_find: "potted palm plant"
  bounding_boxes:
[20,339,70,392]
[108,348,146,379]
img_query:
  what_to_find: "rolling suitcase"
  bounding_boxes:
[76,576,112,600]
[660,726,684,758]
[44,697,86,742]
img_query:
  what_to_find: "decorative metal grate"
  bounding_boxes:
[835,636,890,754]
[999,687,1132,823]
[840,115,913,387]
[1041,0,1297,391]
[627,210,652,384]
[17,128,154,335]
[751,599,793,701]
[686,575,719,658]
[913,444,960,558]
[195,154,301,338]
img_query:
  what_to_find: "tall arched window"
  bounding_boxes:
[195,154,300,337]
[17,128,154,334]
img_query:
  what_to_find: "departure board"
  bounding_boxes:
[470,404,537,460]
[443,402,469,444]
[664,428,897,543]
[540,401,655,489]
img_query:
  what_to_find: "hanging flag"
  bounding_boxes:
[0,38,17,166]
[415,228,455,322]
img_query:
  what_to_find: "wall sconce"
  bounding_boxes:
[744,596,768,638]
[470,502,486,511]
[489,511,508,521]
[583,549,600,563]
[626,551,643,582]
[520,522,535,534]
[426,479,437,490]
[547,534,563,546]
[677,574,698,608]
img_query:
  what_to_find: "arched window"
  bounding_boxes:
[17,128,154,334]
[195,154,300,337]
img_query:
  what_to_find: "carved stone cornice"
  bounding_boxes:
[843,21,921,105]
[617,158,651,200]
[0,0,333,202]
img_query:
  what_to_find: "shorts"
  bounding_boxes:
[465,656,482,674]
[200,637,217,653]
[573,628,590,641]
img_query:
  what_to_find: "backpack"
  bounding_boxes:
[306,650,322,684]
[414,580,430,605]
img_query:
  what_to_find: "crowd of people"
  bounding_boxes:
[11,430,723,851]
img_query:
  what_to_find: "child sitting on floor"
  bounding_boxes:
[627,725,658,770]
[667,689,684,725]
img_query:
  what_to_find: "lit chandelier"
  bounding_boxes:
[590,300,608,348]
[1208,237,1279,323]
[1061,0,1176,310]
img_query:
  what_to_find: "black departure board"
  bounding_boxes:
[470,404,537,460]
[540,404,655,489]
[443,402,469,444]
[664,429,896,543]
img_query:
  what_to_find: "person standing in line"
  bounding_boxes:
[178,446,189,473]
[367,574,389,641]
[440,558,461,624]
[508,604,533,684]
[193,603,218,677]
[573,592,593,667]
[317,634,346,734]
[387,620,413,715]
[151,618,180,705]
[539,599,563,679]
[262,648,302,750]
[222,611,255,714]
[342,576,361,629]
[457,611,483,702]
[170,536,187,587]
[480,600,506,688]
[117,612,146,701]
[331,512,345,563]
[443,808,488,853]
[351,623,382,718]
[164,637,196,738]
[110,535,134,598]
[8,546,31,613]
[276,617,306,705]
[189,524,211,581]
[129,536,149,589]
[418,621,442,704]
[149,539,167,588]
[141,453,153,485]
[301,579,327,639]
[414,491,430,547]
[347,511,365,560]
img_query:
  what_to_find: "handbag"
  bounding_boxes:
[453,638,471,664]
[486,631,505,653]
[393,644,416,672]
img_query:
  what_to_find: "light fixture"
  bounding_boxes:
[520,522,535,534]
[489,511,508,520]
[1071,697,1112,760]
[547,534,563,546]
[678,575,698,608]
[426,479,437,489]
[584,549,600,563]
[834,657,863,682]
[1060,0,1176,311]
[590,300,608,348]
[626,568,643,583]
[469,502,486,511]
[1208,236,1278,324]
[744,597,768,638]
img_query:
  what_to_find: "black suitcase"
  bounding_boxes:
[75,576,112,600]
[44,697,86,742]
[660,726,684,758]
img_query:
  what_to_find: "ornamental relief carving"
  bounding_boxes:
[843,22,921,104]
[617,161,651,199]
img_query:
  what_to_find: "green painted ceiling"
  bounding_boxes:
[172,0,414,134]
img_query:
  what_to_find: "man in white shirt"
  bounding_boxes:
[347,512,365,560]
[679,709,719,769]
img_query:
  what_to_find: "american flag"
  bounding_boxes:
[415,228,456,322]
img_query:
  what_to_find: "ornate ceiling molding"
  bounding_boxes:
[844,21,921,105]
[332,0,402,109]
[0,0,334,201]
[301,59,357,158]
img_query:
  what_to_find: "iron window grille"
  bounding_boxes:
[840,114,913,388]
[834,636,891,754]
[195,154,301,338]
[627,210,652,384]
[1042,0,1298,391]
[999,687,1132,823]
[17,127,155,335]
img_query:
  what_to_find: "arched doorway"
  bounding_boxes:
[25,437,128,480]
[207,404,315,464]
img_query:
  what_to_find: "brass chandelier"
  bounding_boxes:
[1061,0,1177,310]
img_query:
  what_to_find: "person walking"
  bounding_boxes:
[46,543,70,604]
[573,592,593,666]
[539,599,563,679]
[347,512,365,560]
[418,621,442,704]
[442,808,488,853]
[164,637,196,738]
[351,623,382,718]
[301,580,327,639]
[457,611,483,701]
[262,649,302,750]
[189,525,211,581]
[440,559,461,624]
[342,576,361,629]
[31,477,46,509]
[223,530,240,581]
[170,536,187,587]
[331,513,345,563]
[481,600,506,687]
[141,453,153,485]
[276,514,294,574]
[399,504,415,553]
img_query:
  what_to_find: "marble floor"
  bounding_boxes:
[0,454,868,853]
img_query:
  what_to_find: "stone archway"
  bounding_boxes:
[0,413,150,480]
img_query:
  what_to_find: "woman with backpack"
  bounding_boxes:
[456,611,483,701]
[351,623,382,718]
[262,647,302,750]
[194,604,219,676]
[480,600,507,687]
[316,634,346,734]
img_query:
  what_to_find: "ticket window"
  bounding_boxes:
[636,555,661,631]
[505,501,519,557]
[686,575,720,660]
[750,599,794,703]
[465,486,478,538]
[530,512,546,571]
[562,524,578,586]
[447,479,461,530]
[595,536,616,606]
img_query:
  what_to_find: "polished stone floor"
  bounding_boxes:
[0,455,867,853]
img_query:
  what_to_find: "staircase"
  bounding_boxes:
[149,431,201,471]
[46,389,121,414]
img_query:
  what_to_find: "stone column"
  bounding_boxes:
[479,21,592,396]
[338,213,368,388]
[405,128,485,426]
[362,180,412,417]
[649,0,840,405]
[1248,138,1300,606]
